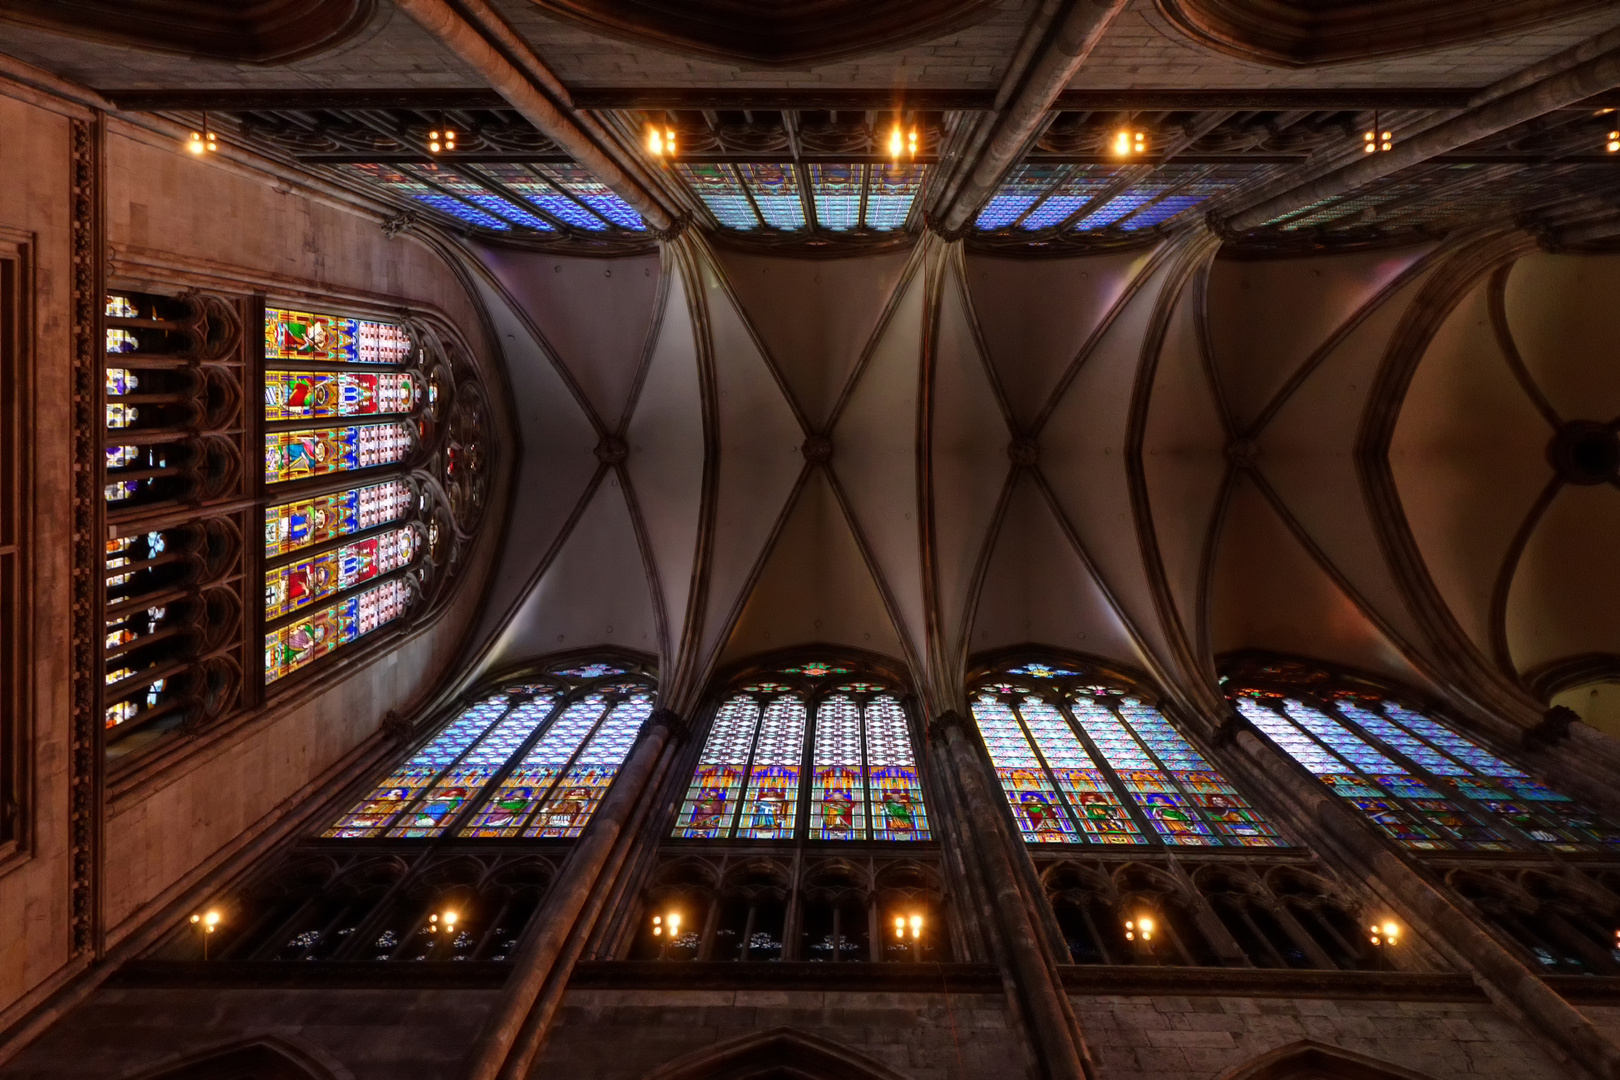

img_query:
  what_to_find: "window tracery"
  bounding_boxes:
[672,659,930,842]
[100,289,493,751]
[968,661,1285,848]
[324,658,655,839]
[1223,657,1620,854]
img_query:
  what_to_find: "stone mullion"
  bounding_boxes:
[932,710,1096,1080]
[1266,897,1340,970]
[1161,859,1252,967]
[463,707,686,1080]
[1222,720,1620,1079]
[584,697,721,960]
[922,725,994,963]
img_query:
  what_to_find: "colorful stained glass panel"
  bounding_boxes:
[265,422,412,483]
[865,695,929,841]
[324,695,510,836]
[459,695,610,837]
[524,692,653,837]
[972,697,1076,842]
[387,697,556,837]
[265,370,416,421]
[264,480,414,558]
[1020,700,1142,845]
[264,526,417,619]
[673,696,760,838]
[736,697,806,839]
[264,577,409,683]
[737,164,806,230]
[265,307,411,364]
[810,696,866,839]
[865,164,924,230]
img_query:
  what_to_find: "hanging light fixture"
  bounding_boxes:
[1363,111,1392,153]
[1112,129,1148,157]
[647,124,676,158]
[188,111,217,155]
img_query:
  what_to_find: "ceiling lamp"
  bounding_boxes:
[188,111,217,155]
[1112,129,1147,156]
[647,125,676,158]
[887,122,918,161]
[429,128,456,154]
[1363,111,1392,153]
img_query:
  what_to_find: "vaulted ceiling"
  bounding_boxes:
[7,0,1619,727]
[449,224,1620,731]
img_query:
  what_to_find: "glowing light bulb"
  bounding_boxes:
[1113,130,1132,156]
[910,915,923,939]
[664,127,675,156]
[429,130,442,154]
[1608,131,1619,153]
[889,124,904,158]
[444,911,457,927]
[188,131,204,155]
[894,917,905,939]
[907,127,918,158]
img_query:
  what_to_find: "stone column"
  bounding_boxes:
[464,707,685,1080]
[931,709,1096,1080]
[1225,720,1620,1080]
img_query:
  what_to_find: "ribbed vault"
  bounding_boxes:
[451,228,1620,735]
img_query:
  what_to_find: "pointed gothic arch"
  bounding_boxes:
[1215,1039,1442,1080]
[638,1027,912,1080]
[122,1037,348,1080]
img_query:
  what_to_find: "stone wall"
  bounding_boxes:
[1072,993,1563,1080]
[536,987,1023,1080]
[1,987,500,1080]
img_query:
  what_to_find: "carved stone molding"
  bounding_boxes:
[522,0,1003,67]
[0,0,378,64]
[68,114,102,958]
[1154,0,1614,67]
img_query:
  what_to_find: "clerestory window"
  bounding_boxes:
[1225,658,1620,854]
[969,660,1287,848]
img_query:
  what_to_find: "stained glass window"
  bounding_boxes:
[264,525,419,619]
[673,696,759,838]
[672,666,930,841]
[325,694,513,837]
[1231,684,1620,853]
[970,663,1287,848]
[864,165,925,231]
[325,670,656,839]
[265,370,417,421]
[265,480,415,558]
[675,164,759,230]
[264,577,411,684]
[523,693,654,838]
[735,164,805,230]
[265,307,412,364]
[264,422,413,484]
[865,695,929,840]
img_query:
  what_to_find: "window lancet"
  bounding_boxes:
[325,660,654,839]
[969,662,1285,848]
[673,661,930,842]
[1225,660,1620,854]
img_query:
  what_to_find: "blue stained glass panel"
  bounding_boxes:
[1380,703,1527,778]
[534,164,646,229]
[389,697,556,837]
[524,691,653,837]
[809,164,863,231]
[737,164,806,230]
[972,697,1076,842]
[865,165,924,230]
[324,695,511,836]
[1335,699,1466,775]
[458,694,609,837]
